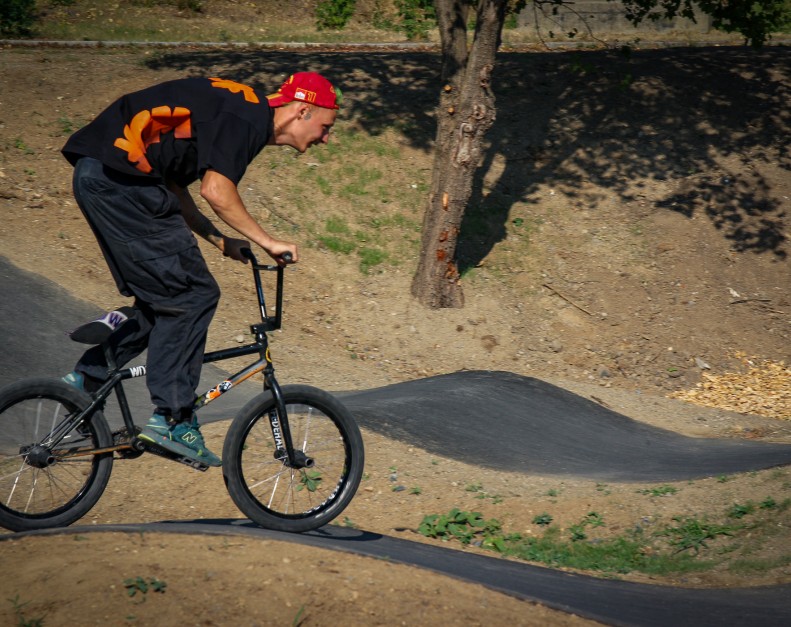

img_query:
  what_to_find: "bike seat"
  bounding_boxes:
[68,307,135,345]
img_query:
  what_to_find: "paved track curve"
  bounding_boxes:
[2,255,790,626]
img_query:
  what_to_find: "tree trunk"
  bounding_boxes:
[411,0,507,308]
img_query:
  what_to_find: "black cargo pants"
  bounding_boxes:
[71,157,220,417]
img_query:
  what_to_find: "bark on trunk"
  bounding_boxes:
[411,0,507,308]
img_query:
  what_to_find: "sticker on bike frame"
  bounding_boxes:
[204,380,233,401]
[194,361,266,409]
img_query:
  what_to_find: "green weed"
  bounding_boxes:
[417,507,752,577]
[728,502,756,519]
[14,138,33,154]
[532,513,554,526]
[637,485,679,497]
[7,594,46,627]
[297,470,322,492]
[658,516,736,554]
[358,247,387,273]
[317,235,355,255]
[123,576,167,602]
[58,116,74,135]
[567,512,605,542]
[418,508,501,545]
[292,604,307,627]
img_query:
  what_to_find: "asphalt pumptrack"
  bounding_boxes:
[2,257,791,626]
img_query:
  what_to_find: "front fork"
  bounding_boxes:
[264,371,314,470]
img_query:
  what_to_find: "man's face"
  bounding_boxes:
[295,105,337,153]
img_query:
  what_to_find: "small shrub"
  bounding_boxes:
[658,517,736,554]
[395,0,435,40]
[532,512,554,526]
[1,0,36,37]
[316,0,357,30]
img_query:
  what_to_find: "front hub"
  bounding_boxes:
[273,448,314,469]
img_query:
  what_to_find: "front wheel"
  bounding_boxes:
[0,378,113,532]
[222,385,364,532]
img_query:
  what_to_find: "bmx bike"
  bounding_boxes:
[0,250,364,533]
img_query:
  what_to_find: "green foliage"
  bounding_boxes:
[658,516,736,554]
[727,501,756,519]
[318,234,355,254]
[358,247,388,273]
[760,496,777,510]
[637,485,679,497]
[292,605,307,627]
[567,512,605,541]
[8,594,45,627]
[297,469,322,492]
[0,0,35,37]
[618,0,791,46]
[416,497,791,576]
[532,512,554,526]
[316,0,357,30]
[123,576,167,601]
[395,0,436,40]
[418,508,502,545]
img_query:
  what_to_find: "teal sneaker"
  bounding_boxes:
[169,419,221,467]
[62,371,86,391]
[138,414,221,467]
[139,412,173,442]
[62,371,103,433]
[63,370,102,395]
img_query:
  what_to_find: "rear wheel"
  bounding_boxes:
[0,379,113,532]
[223,385,364,532]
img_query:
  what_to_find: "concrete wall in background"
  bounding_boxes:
[518,1,713,40]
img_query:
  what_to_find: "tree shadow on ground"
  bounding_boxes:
[146,46,789,266]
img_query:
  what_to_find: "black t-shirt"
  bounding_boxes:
[63,77,273,187]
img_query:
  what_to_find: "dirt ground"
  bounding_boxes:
[0,37,790,626]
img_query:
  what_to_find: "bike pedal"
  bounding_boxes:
[137,439,209,472]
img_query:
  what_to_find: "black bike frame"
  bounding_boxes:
[54,251,300,466]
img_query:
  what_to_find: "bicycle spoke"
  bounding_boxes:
[0,386,113,528]
[3,458,28,508]
[224,386,363,532]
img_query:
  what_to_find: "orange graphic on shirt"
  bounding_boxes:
[114,106,192,173]
[209,77,260,103]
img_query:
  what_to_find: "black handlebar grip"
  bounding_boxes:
[282,251,294,263]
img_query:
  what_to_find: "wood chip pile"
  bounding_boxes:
[670,356,790,420]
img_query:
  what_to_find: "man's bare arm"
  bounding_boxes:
[199,169,298,263]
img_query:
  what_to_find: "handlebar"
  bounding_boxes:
[239,248,288,331]
[240,248,293,267]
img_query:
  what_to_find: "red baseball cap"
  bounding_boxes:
[266,72,342,110]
